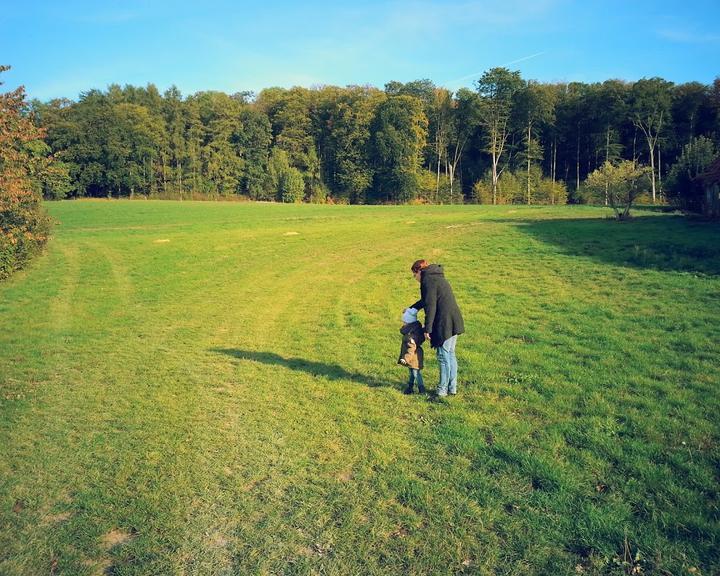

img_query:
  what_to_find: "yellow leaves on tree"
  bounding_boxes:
[0,64,52,279]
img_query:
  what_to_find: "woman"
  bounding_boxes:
[410,259,464,397]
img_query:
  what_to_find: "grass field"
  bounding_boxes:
[1,200,719,575]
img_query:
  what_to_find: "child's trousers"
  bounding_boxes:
[407,368,425,391]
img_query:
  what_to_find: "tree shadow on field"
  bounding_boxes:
[212,348,390,389]
[518,214,720,276]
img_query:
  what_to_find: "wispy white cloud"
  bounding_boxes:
[290,0,562,59]
[657,28,720,44]
[68,9,140,24]
[382,0,562,34]
[256,1,562,88]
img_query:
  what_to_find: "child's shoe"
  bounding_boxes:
[418,385,426,394]
[403,386,414,394]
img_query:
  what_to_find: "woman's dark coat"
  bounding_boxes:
[411,264,464,348]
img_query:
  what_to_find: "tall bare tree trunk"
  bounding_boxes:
[605,128,610,205]
[435,128,442,203]
[658,146,662,200]
[645,136,657,203]
[447,138,466,205]
[576,132,580,193]
[436,153,441,202]
[605,127,610,163]
[177,159,183,200]
[689,112,695,145]
[634,108,665,203]
[491,130,500,204]
[448,163,455,202]
[526,123,531,204]
[161,155,168,195]
[492,148,499,205]
[632,128,637,163]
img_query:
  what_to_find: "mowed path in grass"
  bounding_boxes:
[1,201,719,575]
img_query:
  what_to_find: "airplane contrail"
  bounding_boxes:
[502,51,547,67]
[444,51,547,86]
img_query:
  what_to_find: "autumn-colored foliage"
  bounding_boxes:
[0,65,52,279]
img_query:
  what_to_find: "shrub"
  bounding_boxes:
[416,169,456,204]
[536,178,568,205]
[306,179,329,204]
[280,167,305,203]
[472,169,566,205]
[471,177,493,204]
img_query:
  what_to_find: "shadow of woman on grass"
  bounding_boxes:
[211,348,388,389]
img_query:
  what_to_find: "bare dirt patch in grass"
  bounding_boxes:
[83,557,114,576]
[207,531,229,548]
[102,528,135,549]
[43,511,72,524]
[336,469,353,482]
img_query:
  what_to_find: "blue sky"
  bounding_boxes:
[2,0,719,101]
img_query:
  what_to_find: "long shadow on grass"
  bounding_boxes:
[517,214,720,275]
[212,348,388,388]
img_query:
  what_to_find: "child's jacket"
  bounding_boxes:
[398,321,425,370]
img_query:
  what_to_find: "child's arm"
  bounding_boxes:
[402,336,417,366]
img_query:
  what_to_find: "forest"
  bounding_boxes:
[28,68,720,206]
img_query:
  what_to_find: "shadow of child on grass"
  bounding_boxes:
[211,348,386,389]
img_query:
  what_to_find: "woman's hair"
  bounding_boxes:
[411,259,429,273]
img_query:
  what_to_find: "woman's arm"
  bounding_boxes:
[423,282,438,335]
[411,278,427,311]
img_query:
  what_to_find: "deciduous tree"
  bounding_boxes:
[0,66,53,278]
[476,68,524,204]
[585,160,650,219]
[369,95,427,203]
[630,78,673,202]
[513,80,555,203]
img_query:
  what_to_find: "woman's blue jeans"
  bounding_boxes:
[436,335,458,396]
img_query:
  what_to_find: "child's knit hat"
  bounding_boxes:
[402,307,418,324]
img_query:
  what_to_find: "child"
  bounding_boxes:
[397,307,426,394]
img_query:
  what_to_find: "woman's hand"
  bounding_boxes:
[424,332,431,342]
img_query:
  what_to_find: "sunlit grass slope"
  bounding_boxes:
[1,200,718,575]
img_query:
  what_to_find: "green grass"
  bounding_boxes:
[1,200,718,575]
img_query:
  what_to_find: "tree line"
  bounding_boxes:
[28,69,720,206]
[3,65,720,278]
